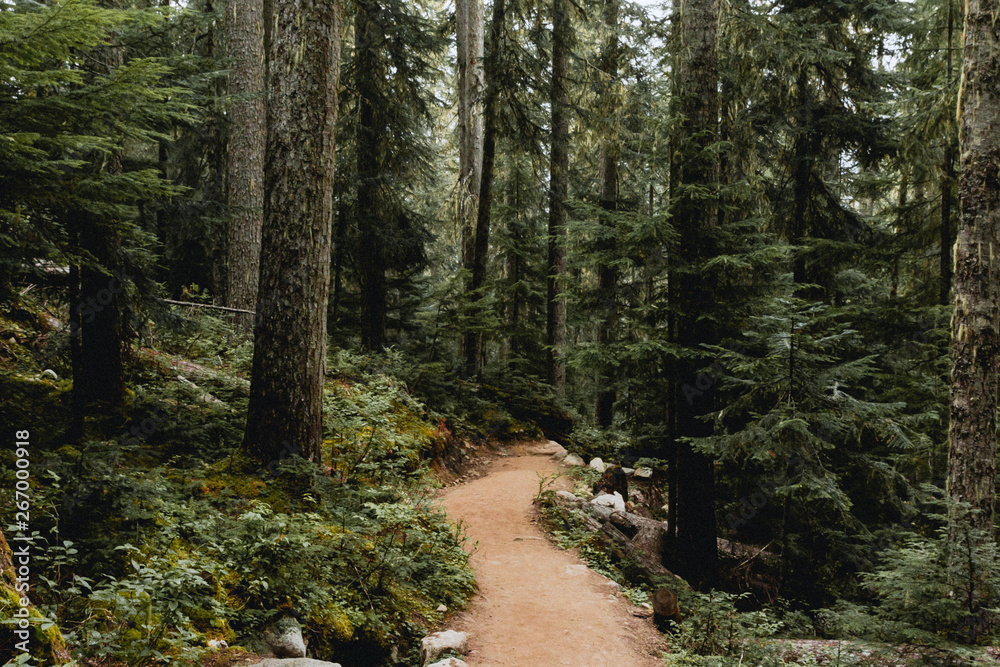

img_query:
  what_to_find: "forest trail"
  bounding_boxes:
[438,442,667,667]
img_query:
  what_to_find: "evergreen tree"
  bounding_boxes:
[547,0,571,395]
[223,0,265,332]
[243,0,342,463]
[948,0,999,545]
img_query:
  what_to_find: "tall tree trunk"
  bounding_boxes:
[457,0,484,272]
[948,0,1000,539]
[356,1,387,351]
[243,0,342,464]
[464,0,504,377]
[940,0,956,306]
[224,0,266,333]
[74,36,127,428]
[547,0,570,395]
[594,0,619,428]
[669,0,720,588]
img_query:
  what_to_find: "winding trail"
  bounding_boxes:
[438,442,666,667]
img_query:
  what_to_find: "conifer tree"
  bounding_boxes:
[223,0,265,332]
[947,0,999,539]
[547,0,571,394]
[243,0,342,463]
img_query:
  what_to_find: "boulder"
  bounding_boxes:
[555,490,579,502]
[634,467,653,479]
[549,443,570,462]
[420,630,469,665]
[427,659,468,667]
[264,616,307,658]
[562,453,585,466]
[589,457,606,473]
[591,491,626,513]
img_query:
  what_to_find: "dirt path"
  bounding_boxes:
[438,442,667,667]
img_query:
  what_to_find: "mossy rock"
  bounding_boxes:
[0,530,72,665]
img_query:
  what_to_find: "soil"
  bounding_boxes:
[438,441,668,667]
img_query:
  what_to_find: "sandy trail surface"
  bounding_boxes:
[438,442,667,667]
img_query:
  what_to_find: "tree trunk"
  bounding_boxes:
[356,1,387,351]
[464,0,503,377]
[547,0,570,395]
[243,0,342,464]
[457,0,484,272]
[224,0,266,333]
[74,38,127,427]
[669,0,721,588]
[948,0,1000,539]
[594,0,619,428]
[940,0,956,306]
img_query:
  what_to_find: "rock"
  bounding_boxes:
[632,606,654,619]
[562,453,585,466]
[207,638,229,649]
[420,630,469,665]
[41,369,58,380]
[622,467,635,475]
[251,661,341,667]
[437,604,448,613]
[589,457,606,473]
[555,490,579,502]
[591,491,626,513]
[634,467,653,479]
[427,659,468,667]
[264,616,307,658]
[527,440,564,455]
[550,443,570,462]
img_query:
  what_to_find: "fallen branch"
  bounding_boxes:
[161,298,256,315]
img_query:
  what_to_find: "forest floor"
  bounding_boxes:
[437,441,667,667]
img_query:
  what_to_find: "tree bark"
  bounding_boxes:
[243,0,342,464]
[947,0,1000,539]
[464,0,503,377]
[457,0,484,271]
[224,0,266,333]
[74,37,127,426]
[594,0,619,428]
[546,0,570,395]
[940,0,957,306]
[669,0,720,588]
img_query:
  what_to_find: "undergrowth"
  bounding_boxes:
[1,303,481,666]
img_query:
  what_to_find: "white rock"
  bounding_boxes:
[622,467,635,475]
[591,491,626,512]
[427,660,468,667]
[251,661,341,667]
[589,457,606,473]
[550,443,570,462]
[264,617,306,659]
[634,467,653,479]
[207,639,229,649]
[555,490,579,502]
[562,453,585,467]
[420,630,469,666]
[437,604,448,613]
[41,369,58,380]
